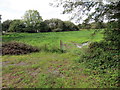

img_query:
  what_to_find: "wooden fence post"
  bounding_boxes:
[60,40,63,51]
[45,44,47,50]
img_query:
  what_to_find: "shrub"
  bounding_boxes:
[79,41,119,69]
[2,41,40,55]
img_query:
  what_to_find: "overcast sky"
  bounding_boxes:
[0,0,71,22]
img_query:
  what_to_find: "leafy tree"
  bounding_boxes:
[78,23,91,29]
[44,18,64,32]
[9,19,25,32]
[2,20,12,32]
[51,0,119,24]
[23,10,43,33]
[39,21,51,32]
[63,21,79,31]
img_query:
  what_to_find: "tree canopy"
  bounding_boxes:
[9,19,25,32]
[44,18,64,32]
[63,21,79,31]
[22,10,43,32]
[51,0,120,24]
[2,20,12,32]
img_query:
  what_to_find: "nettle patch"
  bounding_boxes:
[2,41,40,55]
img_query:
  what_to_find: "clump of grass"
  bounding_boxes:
[2,41,40,55]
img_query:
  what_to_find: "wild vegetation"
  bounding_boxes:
[2,30,106,88]
[1,0,120,88]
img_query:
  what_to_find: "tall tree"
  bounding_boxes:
[23,10,43,33]
[63,21,79,31]
[44,18,64,32]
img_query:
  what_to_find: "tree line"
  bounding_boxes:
[2,10,79,33]
[2,10,109,33]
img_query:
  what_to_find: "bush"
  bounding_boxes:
[2,42,40,55]
[79,41,119,69]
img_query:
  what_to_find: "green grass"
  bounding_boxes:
[2,29,111,88]
[2,52,100,88]
[2,29,104,47]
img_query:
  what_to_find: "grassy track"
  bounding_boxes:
[2,30,106,88]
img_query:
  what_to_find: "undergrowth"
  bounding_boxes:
[78,41,119,87]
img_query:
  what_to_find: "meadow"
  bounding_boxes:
[2,29,116,88]
[2,29,103,50]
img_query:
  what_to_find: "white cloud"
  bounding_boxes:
[0,0,70,22]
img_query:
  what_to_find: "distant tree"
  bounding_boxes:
[9,19,25,32]
[23,10,43,33]
[2,20,12,32]
[63,21,79,31]
[78,23,91,29]
[39,21,51,32]
[89,22,106,29]
[44,18,64,32]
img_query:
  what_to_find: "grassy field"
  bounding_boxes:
[2,29,112,88]
[2,29,103,47]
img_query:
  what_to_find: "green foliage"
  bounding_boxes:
[44,19,79,32]
[78,41,119,87]
[104,21,120,49]
[2,20,13,32]
[22,10,43,33]
[8,19,25,32]
[44,18,64,32]
[78,22,106,29]
[2,11,85,33]
[78,23,91,29]
[63,21,79,31]
[39,21,50,32]
[79,41,119,69]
